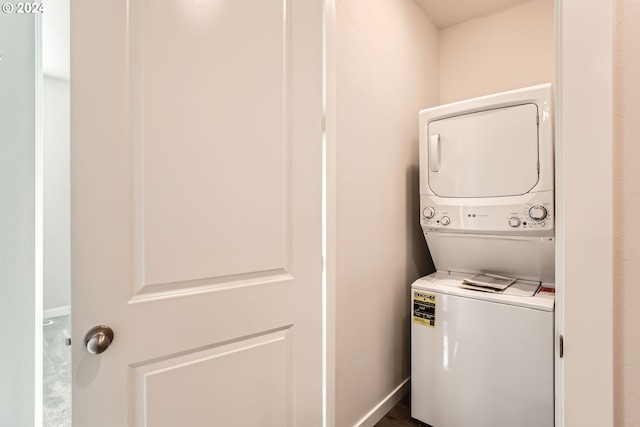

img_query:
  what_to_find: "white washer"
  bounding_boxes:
[411,271,555,427]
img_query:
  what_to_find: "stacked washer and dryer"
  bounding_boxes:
[411,84,556,427]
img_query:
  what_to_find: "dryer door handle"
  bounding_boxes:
[430,134,441,172]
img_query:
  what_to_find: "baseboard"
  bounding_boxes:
[353,377,410,427]
[44,305,71,319]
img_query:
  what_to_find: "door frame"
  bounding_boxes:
[555,0,614,425]
[322,0,615,426]
[323,2,337,426]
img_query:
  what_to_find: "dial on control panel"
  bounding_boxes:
[422,206,436,219]
[441,216,451,226]
[528,205,548,221]
[509,217,521,227]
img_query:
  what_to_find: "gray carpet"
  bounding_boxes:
[43,314,71,427]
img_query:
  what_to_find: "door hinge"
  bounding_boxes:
[559,335,564,358]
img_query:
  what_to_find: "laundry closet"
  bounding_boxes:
[412,83,555,426]
[331,1,555,425]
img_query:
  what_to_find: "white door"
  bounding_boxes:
[71,1,324,426]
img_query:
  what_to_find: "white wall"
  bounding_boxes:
[614,0,640,424]
[439,0,555,104]
[0,13,37,427]
[333,1,438,425]
[43,76,71,313]
[42,0,71,315]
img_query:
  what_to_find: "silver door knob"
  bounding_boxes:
[84,325,114,354]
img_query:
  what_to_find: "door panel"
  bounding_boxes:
[427,104,539,198]
[133,0,289,287]
[133,328,291,426]
[71,0,323,425]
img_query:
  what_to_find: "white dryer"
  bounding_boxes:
[411,84,556,427]
[419,83,554,283]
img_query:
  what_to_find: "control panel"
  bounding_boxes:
[420,193,554,236]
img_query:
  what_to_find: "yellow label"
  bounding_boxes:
[413,317,433,327]
[413,291,436,328]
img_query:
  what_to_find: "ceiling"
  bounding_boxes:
[413,0,528,28]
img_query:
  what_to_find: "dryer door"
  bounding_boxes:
[427,104,539,198]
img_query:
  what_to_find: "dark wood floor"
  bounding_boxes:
[374,394,424,427]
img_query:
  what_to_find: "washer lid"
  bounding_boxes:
[427,103,539,198]
[412,271,555,312]
[424,232,555,284]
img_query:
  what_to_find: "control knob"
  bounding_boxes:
[509,217,521,227]
[422,206,436,219]
[441,216,451,226]
[528,205,548,221]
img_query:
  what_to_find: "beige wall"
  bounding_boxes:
[439,0,555,104]
[614,0,640,425]
[334,1,438,425]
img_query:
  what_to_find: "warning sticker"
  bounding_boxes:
[413,291,436,328]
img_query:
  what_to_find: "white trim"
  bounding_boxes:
[553,2,564,426]
[323,0,336,426]
[43,305,71,320]
[353,378,410,427]
[557,0,614,426]
[34,13,44,427]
